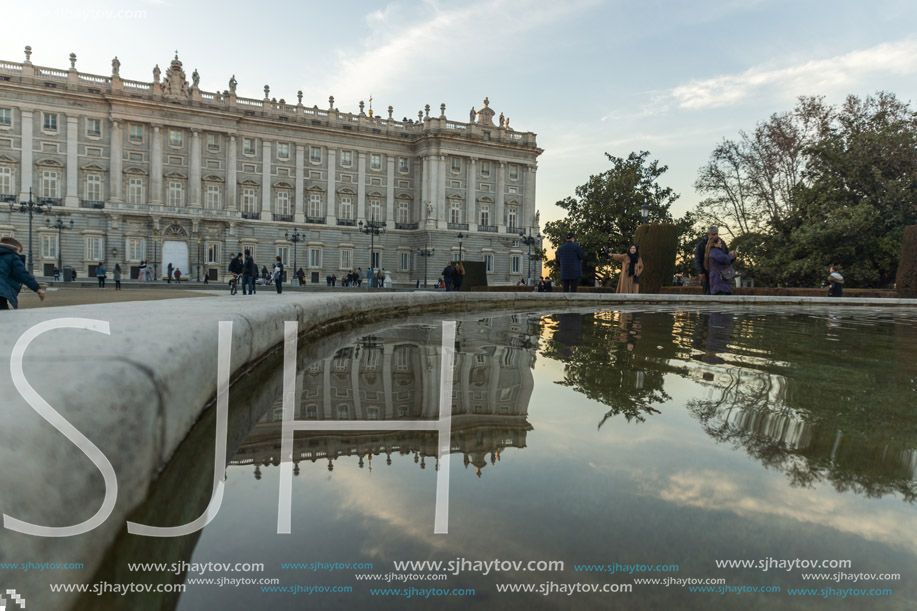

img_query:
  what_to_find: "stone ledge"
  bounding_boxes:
[0,291,914,610]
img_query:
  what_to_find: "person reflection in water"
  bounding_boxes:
[552,313,584,359]
[693,311,734,366]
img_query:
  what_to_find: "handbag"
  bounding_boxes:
[633,275,640,283]
[712,261,736,280]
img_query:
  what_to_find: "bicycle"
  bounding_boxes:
[228,273,240,295]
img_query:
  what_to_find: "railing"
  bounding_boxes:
[0,61,22,73]
[274,214,294,223]
[80,200,105,209]
[79,74,109,84]
[38,67,68,79]
[477,225,498,232]
[363,220,386,228]
[241,211,260,220]
[336,218,356,226]
[236,97,261,107]
[447,223,469,230]
[395,222,419,230]
[38,197,61,206]
[0,193,17,203]
[505,226,521,233]
[122,80,151,92]
[305,216,327,224]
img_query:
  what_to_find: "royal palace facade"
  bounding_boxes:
[0,48,543,284]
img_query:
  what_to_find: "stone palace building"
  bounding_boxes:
[0,47,543,284]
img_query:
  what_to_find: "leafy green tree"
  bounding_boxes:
[543,151,678,286]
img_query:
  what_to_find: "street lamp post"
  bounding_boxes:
[196,236,202,282]
[416,243,435,288]
[641,203,649,223]
[359,220,385,287]
[457,232,464,261]
[9,187,54,274]
[285,229,306,286]
[45,215,74,280]
[519,228,541,287]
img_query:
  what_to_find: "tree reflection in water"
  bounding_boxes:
[541,308,917,503]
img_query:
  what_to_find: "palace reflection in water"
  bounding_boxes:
[231,316,538,478]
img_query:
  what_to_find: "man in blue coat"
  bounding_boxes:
[0,237,46,309]
[555,232,586,293]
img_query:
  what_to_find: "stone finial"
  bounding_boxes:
[153,64,161,82]
[69,53,77,69]
[418,110,423,122]
[263,85,270,99]
[483,96,490,108]
[111,56,121,76]
[440,103,446,118]
[387,105,393,119]
[424,104,430,119]
[359,100,365,114]
[192,69,200,88]
[24,46,32,62]
[297,90,303,104]
[229,74,237,93]
[329,95,335,109]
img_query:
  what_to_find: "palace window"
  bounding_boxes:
[341,150,352,166]
[86,236,104,261]
[206,133,220,151]
[41,170,59,198]
[309,247,322,268]
[509,164,519,180]
[369,198,382,222]
[129,124,143,142]
[41,234,57,259]
[507,206,518,230]
[0,108,11,127]
[308,193,323,218]
[340,249,352,270]
[479,204,490,226]
[86,118,101,137]
[42,112,58,132]
[370,154,382,170]
[207,242,221,264]
[310,146,322,163]
[450,200,462,224]
[205,184,222,209]
[275,190,291,216]
[398,157,409,173]
[484,254,494,273]
[128,177,144,204]
[169,129,183,147]
[397,200,410,224]
[451,157,461,173]
[512,255,521,274]
[243,138,256,156]
[480,161,491,177]
[400,252,410,271]
[241,187,257,213]
[168,181,184,207]
[0,167,13,194]
[276,246,290,266]
[340,196,353,220]
[85,174,102,201]
[276,142,290,160]
[127,238,145,262]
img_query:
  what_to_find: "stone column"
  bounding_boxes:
[357,152,366,222]
[437,155,447,229]
[189,128,201,208]
[421,156,430,211]
[525,164,537,232]
[325,148,336,223]
[385,156,395,224]
[466,157,476,226]
[226,134,237,210]
[294,143,305,223]
[427,155,437,222]
[150,125,163,204]
[109,120,122,203]
[495,162,506,231]
[65,116,79,207]
[261,139,272,221]
[19,110,33,202]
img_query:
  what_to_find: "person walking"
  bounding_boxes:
[296,267,305,286]
[167,262,173,284]
[695,226,729,295]
[53,266,60,282]
[827,266,844,297]
[704,237,737,295]
[555,232,586,293]
[611,245,644,294]
[331,273,337,287]
[454,261,465,291]
[138,260,147,283]
[114,264,122,290]
[174,268,182,283]
[273,256,284,294]
[242,249,256,295]
[442,261,457,291]
[96,262,107,289]
[357,267,363,287]
[0,237,46,310]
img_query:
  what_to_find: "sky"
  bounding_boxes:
[5,0,917,232]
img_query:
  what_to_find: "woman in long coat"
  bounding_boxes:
[704,237,736,295]
[611,245,644,294]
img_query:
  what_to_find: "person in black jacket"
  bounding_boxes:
[555,232,586,293]
[242,249,257,295]
[694,226,729,295]
[273,256,284,294]
[442,262,457,291]
[0,237,46,309]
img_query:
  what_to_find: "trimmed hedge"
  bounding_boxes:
[896,226,917,298]
[633,223,679,294]
[458,260,488,292]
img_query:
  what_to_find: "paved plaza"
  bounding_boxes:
[15,285,217,309]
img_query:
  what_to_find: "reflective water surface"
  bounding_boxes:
[87,307,917,610]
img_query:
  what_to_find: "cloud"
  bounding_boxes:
[319,0,600,107]
[671,38,917,109]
